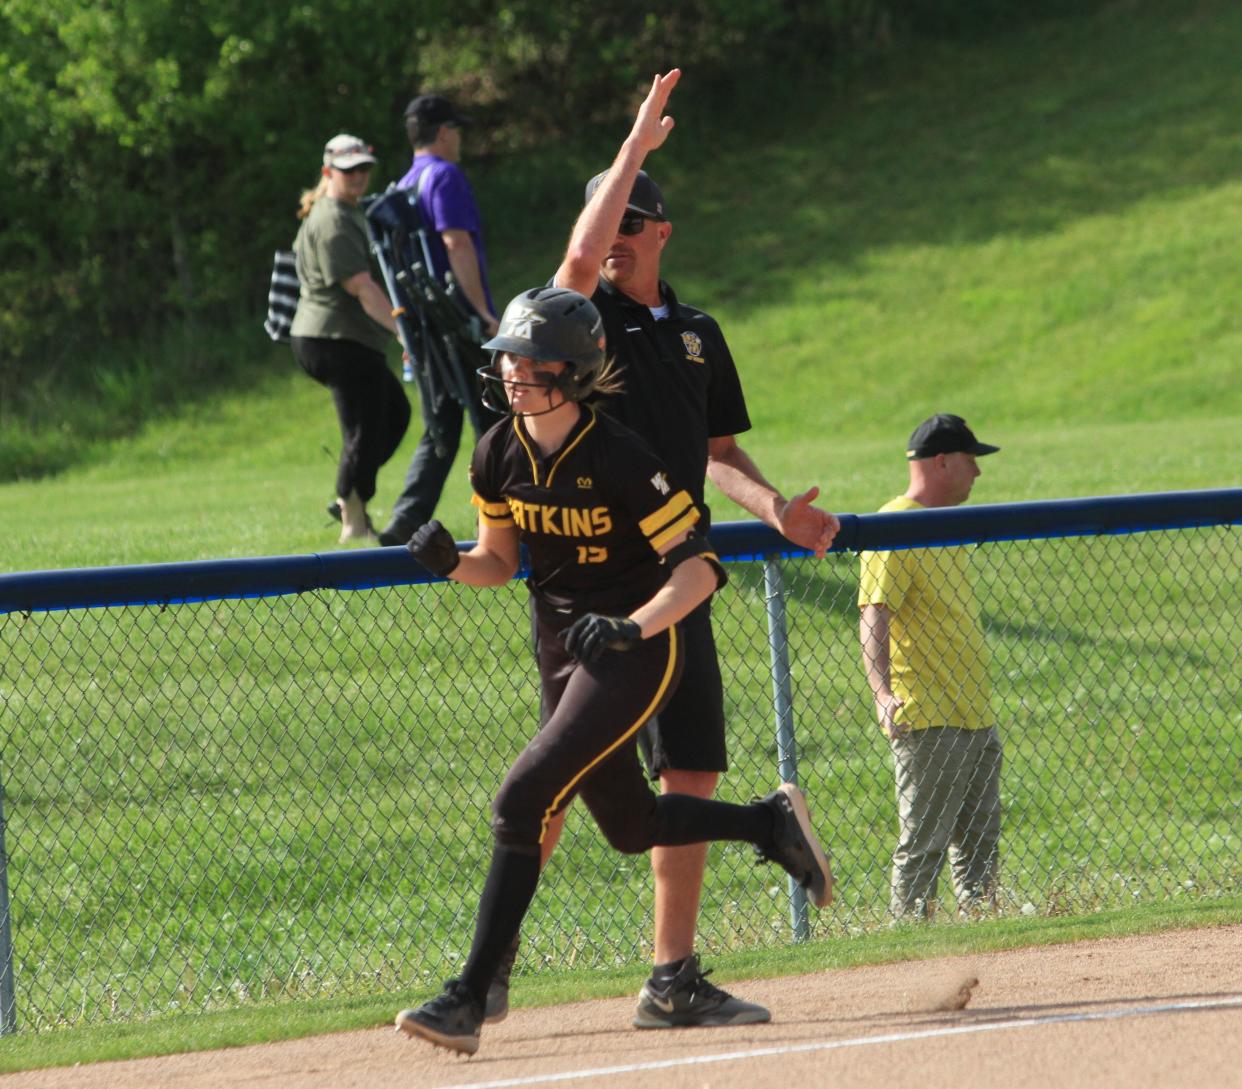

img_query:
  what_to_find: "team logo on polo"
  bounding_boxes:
[651,472,671,495]
[680,331,705,364]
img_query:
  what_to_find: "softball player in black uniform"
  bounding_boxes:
[394,287,834,1056]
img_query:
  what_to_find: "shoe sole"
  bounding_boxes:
[778,783,835,908]
[632,1007,771,1029]
[395,1010,480,1056]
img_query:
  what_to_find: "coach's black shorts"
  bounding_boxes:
[637,599,727,778]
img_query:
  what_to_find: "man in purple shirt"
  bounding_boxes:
[377,94,500,547]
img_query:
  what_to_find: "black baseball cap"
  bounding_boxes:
[906,414,1000,460]
[403,93,472,128]
[584,168,667,220]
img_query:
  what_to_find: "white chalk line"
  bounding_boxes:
[431,994,1242,1089]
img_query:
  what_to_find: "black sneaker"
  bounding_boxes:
[756,783,835,908]
[633,955,770,1029]
[395,979,484,1055]
[484,933,520,1024]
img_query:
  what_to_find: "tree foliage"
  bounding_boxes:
[0,0,1093,439]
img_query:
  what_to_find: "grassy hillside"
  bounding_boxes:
[1,0,1239,573]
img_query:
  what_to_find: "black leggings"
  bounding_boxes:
[291,336,410,502]
[493,618,684,851]
[456,619,774,1004]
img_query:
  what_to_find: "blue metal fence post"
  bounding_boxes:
[0,779,16,1035]
[763,555,809,942]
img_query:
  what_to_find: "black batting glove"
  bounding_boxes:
[562,614,642,664]
[406,519,460,577]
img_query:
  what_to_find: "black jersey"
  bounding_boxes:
[589,277,751,531]
[470,407,709,618]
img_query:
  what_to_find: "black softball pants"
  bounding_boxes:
[456,619,774,1004]
[291,335,410,502]
[494,619,747,852]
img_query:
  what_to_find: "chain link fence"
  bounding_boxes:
[0,492,1238,1031]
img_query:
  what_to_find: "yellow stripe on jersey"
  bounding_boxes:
[546,408,597,487]
[511,408,598,488]
[537,625,679,846]
[511,417,541,485]
[470,492,513,525]
[639,490,696,539]
[648,508,700,552]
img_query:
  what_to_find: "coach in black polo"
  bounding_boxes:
[489,70,840,1028]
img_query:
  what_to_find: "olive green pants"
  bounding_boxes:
[890,726,1002,918]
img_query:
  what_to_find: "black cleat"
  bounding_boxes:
[395,979,484,1056]
[756,783,835,908]
[484,933,520,1024]
[633,955,770,1029]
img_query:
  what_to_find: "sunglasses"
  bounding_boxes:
[336,163,372,175]
[618,213,654,236]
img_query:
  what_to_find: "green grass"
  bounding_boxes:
[0,0,1240,1067]
[2,897,1239,1072]
[3,529,1237,1037]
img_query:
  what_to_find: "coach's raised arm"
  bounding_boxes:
[556,70,840,558]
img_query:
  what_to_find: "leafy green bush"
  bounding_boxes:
[0,1,1107,476]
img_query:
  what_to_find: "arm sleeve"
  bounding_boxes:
[317,205,373,286]
[858,549,911,610]
[608,428,703,553]
[468,429,514,528]
[423,165,482,234]
[660,531,728,590]
[705,322,752,439]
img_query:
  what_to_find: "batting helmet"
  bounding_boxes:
[479,287,607,413]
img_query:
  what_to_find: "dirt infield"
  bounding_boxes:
[4,925,1240,1089]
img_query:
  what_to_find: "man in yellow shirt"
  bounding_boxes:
[858,414,1002,919]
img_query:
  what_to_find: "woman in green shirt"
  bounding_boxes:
[290,134,410,543]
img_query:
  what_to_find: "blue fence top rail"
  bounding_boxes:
[1,488,1238,616]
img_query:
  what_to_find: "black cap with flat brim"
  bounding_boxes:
[584,168,667,220]
[906,414,1000,459]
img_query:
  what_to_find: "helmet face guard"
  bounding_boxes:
[476,361,575,417]
[480,287,606,416]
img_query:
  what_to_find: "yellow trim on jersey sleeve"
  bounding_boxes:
[648,508,701,552]
[471,492,513,526]
[700,550,728,589]
[537,625,679,845]
[639,490,696,539]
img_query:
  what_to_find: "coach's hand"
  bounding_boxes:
[777,486,840,559]
[562,614,642,664]
[406,520,460,577]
